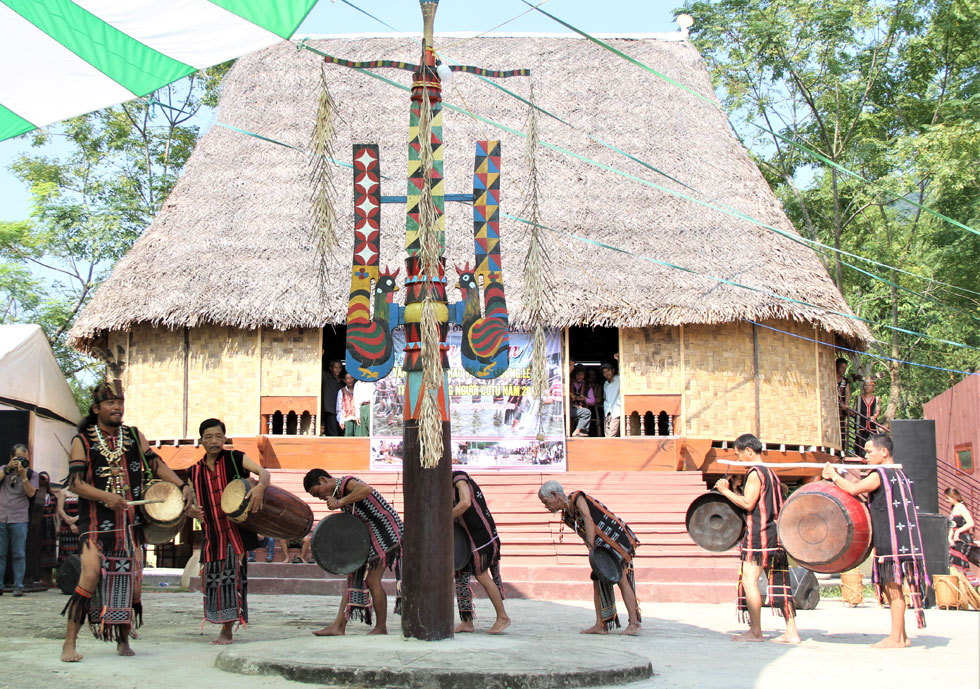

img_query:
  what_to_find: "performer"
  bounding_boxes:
[823,432,929,648]
[853,379,881,456]
[303,469,403,636]
[944,487,978,585]
[185,418,269,645]
[61,381,193,662]
[452,470,510,633]
[537,480,641,635]
[56,485,81,565]
[714,433,800,644]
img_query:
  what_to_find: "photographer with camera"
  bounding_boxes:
[0,443,37,597]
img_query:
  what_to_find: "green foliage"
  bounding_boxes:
[683,0,980,418]
[1,63,232,411]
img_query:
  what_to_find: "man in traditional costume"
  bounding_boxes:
[823,432,929,648]
[303,468,403,636]
[452,470,510,633]
[61,382,193,662]
[538,480,641,635]
[185,418,269,645]
[714,433,800,644]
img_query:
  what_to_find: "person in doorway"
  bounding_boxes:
[713,433,800,644]
[569,367,594,437]
[337,374,372,437]
[321,360,344,436]
[600,363,621,437]
[853,379,881,457]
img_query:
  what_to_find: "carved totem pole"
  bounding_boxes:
[317,0,528,639]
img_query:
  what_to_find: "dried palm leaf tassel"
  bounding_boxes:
[309,67,339,275]
[521,84,553,409]
[416,86,444,468]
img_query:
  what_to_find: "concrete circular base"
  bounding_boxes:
[216,635,653,688]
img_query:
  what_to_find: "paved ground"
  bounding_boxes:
[0,589,977,689]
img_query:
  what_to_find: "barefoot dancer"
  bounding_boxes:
[185,418,269,645]
[714,433,800,644]
[452,470,511,634]
[304,469,403,636]
[823,433,929,648]
[61,382,194,662]
[538,481,641,635]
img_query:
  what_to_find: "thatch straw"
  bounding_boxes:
[68,35,872,351]
[308,67,339,271]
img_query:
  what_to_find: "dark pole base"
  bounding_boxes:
[401,420,454,640]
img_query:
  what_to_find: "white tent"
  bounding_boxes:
[0,324,80,480]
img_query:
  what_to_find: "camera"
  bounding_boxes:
[4,457,29,474]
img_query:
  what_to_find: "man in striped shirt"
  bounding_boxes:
[714,433,799,644]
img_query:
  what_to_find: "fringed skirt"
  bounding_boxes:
[873,555,928,629]
[202,545,248,626]
[737,548,795,622]
[592,560,639,631]
[950,535,979,585]
[61,546,143,643]
[345,544,401,625]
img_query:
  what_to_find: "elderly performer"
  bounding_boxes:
[304,469,403,636]
[538,480,641,635]
[61,382,194,662]
[186,418,269,645]
[714,433,800,644]
[453,470,510,634]
[823,433,929,648]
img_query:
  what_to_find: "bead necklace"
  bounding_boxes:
[94,425,125,462]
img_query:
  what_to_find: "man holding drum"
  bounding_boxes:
[304,469,403,636]
[186,418,270,645]
[537,481,641,635]
[823,432,928,648]
[452,470,510,634]
[61,381,194,662]
[714,433,800,644]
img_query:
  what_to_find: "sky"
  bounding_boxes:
[0,0,687,222]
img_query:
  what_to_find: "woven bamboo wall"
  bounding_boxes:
[260,327,320,397]
[818,329,842,447]
[756,319,819,445]
[124,326,184,439]
[186,327,260,437]
[682,322,756,440]
[621,326,682,394]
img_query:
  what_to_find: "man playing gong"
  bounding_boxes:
[186,418,270,645]
[823,433,928,648]
[61,382,193,662]
[304,469,403,636]
[538,480,641,635]
[714,433,800,644]
[453,469,510,634]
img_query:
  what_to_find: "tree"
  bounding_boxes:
[1,63,231,410]
[683,0,980,419]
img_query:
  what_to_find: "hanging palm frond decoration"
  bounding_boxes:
[309,66,339,275]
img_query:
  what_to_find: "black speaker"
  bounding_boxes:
[890,420,938,514]
[917,512,950,608]
[757,567,820,610]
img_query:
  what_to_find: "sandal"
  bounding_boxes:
[290,556,303,564]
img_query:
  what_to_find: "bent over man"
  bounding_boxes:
[186,418,270,645]
[61,382,193,662]
[714,433,800,644]
[538,480,640,635]
[304,469,403,636]
[453,470,510,634]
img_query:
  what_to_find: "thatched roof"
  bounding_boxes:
[69,34,872,350]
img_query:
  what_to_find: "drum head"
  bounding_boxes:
[453,523,472,571]
[777,491,850,567]
[311,513,372,575]
[143,481,184,522]
[220,478,252,521]
[589,547,622,585]
[57,555,82,595]
[685,491,745,552]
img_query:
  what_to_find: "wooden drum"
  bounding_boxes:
[220,478,313,541]
[777,481,872,574]
[141,480,186,545]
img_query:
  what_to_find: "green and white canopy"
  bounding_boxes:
[0,0,319,141]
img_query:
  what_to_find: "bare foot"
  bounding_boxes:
[731,630,764,642]
[580,623,608,635]
[488,617,511,635]
[211,625,234,645]
[116,641,135,657]
[312,624,345,636]
[61,642,82,663]
[367,626,387,635]
[871,637,909,649]
[621,621,641,636]
[455,620,475,633]
[771,633,801,645]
